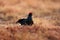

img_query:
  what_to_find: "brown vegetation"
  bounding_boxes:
[0,0,60,40]
[0,24,60,40]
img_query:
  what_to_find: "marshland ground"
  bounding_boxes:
[0,0,60,40]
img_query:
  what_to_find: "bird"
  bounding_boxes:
[16,12,34,25]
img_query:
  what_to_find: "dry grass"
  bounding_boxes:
[0,0,60,40]
[0,24,60,40]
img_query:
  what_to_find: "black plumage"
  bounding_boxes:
[16,12,33,25]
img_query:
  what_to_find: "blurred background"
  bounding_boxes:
[0,0,60,26]
[0,0,60,40]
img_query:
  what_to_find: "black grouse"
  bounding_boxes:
[16,12,33,25]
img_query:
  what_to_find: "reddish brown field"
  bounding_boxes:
[0,24,60,40]
[0,0,60,40]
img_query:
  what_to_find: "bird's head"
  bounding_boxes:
[29,12,32,16]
